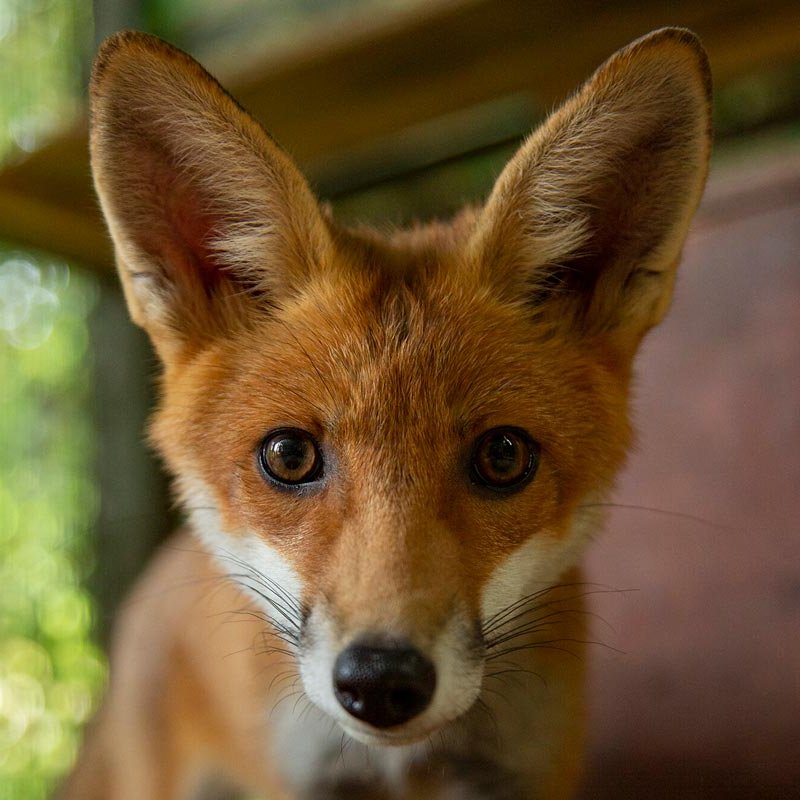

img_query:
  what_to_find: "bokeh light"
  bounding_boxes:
[0,246,103,799]
[2,2,100,790]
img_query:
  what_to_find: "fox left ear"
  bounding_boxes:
[471,28,712,355]
[90,32,331,360]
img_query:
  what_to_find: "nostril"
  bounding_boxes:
[333,641,436,729]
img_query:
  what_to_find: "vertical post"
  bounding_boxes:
[89,275,174,641]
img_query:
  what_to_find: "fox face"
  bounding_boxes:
[162,265,631,745]
[89,29,711,752]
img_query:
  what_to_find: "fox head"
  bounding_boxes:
[90,29,711,746]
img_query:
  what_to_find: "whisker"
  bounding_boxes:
[481,589,638,648]
[482,582,623,633]
[269,688,304,718]
[217,551,303,613]
[236,580,301,633]
[482,583,566,631]
[268,669,298,694]
[579,502,732,531]
[485,605,601,648]
[488,636,625,662]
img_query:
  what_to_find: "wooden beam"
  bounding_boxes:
[1,0,799,271]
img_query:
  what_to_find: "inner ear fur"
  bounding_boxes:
[471,28,712,349]
[90,31,331,354]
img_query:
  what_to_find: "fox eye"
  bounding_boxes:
[471,427,539,491]
[258,428,322,486]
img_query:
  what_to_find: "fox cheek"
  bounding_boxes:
[180,475,308,633]
[479,501,607,625]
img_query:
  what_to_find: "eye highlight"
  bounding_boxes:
[471,427,539,491]
[258,428,323,487]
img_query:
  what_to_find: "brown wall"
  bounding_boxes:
[581,144,800,799]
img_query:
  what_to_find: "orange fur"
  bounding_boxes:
[60,27,711,800]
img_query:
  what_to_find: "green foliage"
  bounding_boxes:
[0,0,91,163]
[0,250,103,800]
[1,1,100,797]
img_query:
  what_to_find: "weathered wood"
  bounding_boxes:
[1,0,799,270]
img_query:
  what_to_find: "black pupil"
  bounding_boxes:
[272,437,308,472]
[473,427,537,490]
[261,431,320,485]
[487,434,518,475]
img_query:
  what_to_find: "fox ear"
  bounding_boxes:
[90,32,330,358]
[471,28,712,354]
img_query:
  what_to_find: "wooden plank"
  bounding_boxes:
[0,184,109,268]
[1,0,799,271]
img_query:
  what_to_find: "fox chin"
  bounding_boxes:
[59,26,711,800]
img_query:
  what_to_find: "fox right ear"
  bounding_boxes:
[90,32,331,359]
[470,28,712,357]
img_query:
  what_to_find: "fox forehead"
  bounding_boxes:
[248,271,555,432]
[209,272,587,422]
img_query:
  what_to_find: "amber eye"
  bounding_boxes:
[258,428,323,486]
[471,427,539,491]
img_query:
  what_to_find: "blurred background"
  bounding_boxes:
[0,1,798,798]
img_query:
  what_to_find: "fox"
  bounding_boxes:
[59,26,712,800]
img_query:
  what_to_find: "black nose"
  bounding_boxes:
[333,640,436,729]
